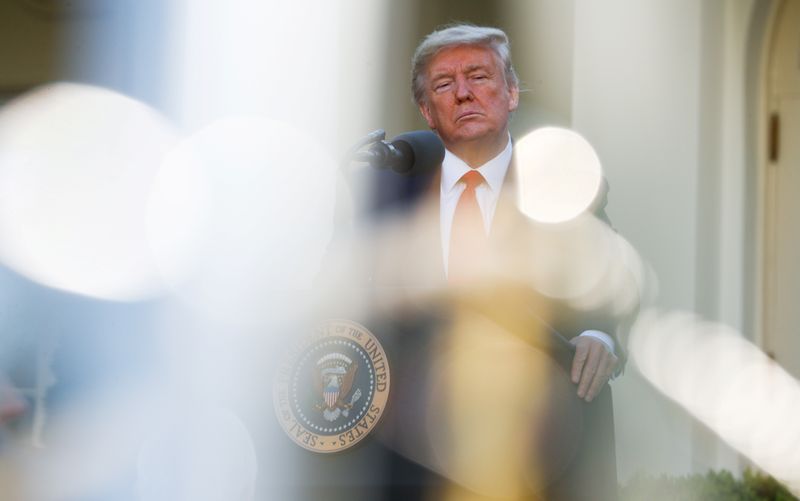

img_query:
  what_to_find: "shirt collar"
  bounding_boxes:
[441,135,513,194]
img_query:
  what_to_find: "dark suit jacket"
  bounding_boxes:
[365,156,630,362]
[290,155,638,500]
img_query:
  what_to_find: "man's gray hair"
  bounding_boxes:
[411,24,519,106]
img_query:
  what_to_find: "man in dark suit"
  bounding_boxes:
[291,23,638,501]
[364,23,636,500]
[402,23,623,399]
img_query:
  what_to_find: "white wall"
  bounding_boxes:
[502,0,576,131]
[571,0,758,481]
[572,0,701,479]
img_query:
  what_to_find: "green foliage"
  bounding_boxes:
[620,469,798,501]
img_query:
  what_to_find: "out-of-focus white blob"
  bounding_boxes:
[494,213,643,321]
[524,216,614,301]
[0,83,178,301]
[552,226,645,318]
[146,116,337,327]
[20,386,158,500]
[514,127,603,224]
[630,310,800,494]
[137,407,257,501]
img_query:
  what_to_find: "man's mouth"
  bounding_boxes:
[456,111,482,122]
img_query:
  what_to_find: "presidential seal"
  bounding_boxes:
[273,319,390,453]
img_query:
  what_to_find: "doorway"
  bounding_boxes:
[762,0,800,378]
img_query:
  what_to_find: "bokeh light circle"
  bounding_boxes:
[0,82,178,301]
[514,127,603,224]
[146,116,337,326]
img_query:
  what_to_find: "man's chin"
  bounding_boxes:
[445,126,499,145]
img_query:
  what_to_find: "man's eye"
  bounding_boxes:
[434,82,452,93]
[472,74,488,81]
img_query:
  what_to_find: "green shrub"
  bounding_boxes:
[620,469,798,501]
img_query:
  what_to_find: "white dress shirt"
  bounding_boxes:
[439,136,615,355]
[440,136,513,271]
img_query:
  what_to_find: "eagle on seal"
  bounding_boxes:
[314,353,358,412]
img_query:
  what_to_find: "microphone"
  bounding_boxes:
[353,130,444,175]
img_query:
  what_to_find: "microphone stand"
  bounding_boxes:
[334,129,388,233]
[341,129,386,173]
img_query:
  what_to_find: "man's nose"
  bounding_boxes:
[454,76,473,102]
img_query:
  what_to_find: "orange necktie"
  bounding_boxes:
[448,170,488,283]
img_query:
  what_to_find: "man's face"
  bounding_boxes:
[419,45,519,149]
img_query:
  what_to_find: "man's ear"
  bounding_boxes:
[508,85,519,112]
[419,102,436,130]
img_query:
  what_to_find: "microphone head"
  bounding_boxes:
[390,130,444,175]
